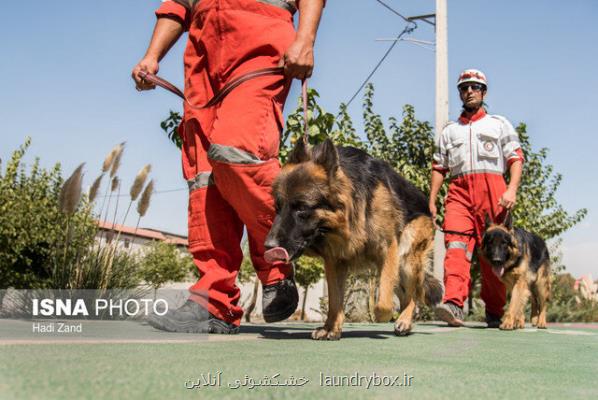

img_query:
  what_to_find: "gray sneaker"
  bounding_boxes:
[147,300,239,334]
[434,302,465,327]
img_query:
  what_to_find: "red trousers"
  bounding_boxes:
[442,173,507,317]
[175,0,296,325]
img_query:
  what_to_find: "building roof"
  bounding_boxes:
[97,221,188,246]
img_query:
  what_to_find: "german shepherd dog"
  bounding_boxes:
[481,214,551,330]
[264,139,443,340]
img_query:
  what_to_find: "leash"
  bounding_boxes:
[434,208,511,238]
[435,225,476,238]
[139,67,310,144]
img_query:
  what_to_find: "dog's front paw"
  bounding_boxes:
[374,305,393,323]
[514,316,525,329]
[394,319,412,336]
[499,316,514,331]
[311,326,342,341]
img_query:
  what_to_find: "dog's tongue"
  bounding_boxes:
[264,247,290,264]
[492,266,505,278]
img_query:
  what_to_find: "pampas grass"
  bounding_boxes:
[110,176,119,192]
[57,163,85,282]
[130,164,151,201]
[110,142,125,178]
[102,143,121,173]
[119,164,152,232]
[88,175,103,203]
[137,179,154,218]
[97,142,124,225]
[59,163,85,215]
[22,140,155,291]
[126,180,155,255]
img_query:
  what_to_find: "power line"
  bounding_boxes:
[375,0,413,24]
[345,0,419,106]
[96,187,187,198]
[346,24,415,107]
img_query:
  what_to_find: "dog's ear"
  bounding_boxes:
[287,138,310,164]
[503,212,513,230]
[312,139,339,176]
[484,213,494,227]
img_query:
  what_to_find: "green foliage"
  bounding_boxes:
[362,85,446,204]
[137,241,193,290]
[74,248,142,290]
[0,139,96,289]
[160,111,183,149]
[236,241,254,285]
[280,89,365,164]
[294,256,324,290]
[511,124,587,239]
[0,139,156,291]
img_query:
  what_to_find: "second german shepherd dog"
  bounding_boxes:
[264,139,443,340]
[481,214,551,330]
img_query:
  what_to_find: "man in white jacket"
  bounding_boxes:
[429,69,525,327]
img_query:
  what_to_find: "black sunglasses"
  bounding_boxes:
[459,83,485,93]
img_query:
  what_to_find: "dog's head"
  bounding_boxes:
[264,139,344,263]
[481,213,520,278]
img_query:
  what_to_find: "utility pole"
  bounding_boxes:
[435,0,448,140]
[434,0,448,279]
[381,1,449,278]
[406,0,448,138]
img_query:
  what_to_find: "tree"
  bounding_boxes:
[294,257,324,321]
[511,123,587,238]
[137,241,193,296]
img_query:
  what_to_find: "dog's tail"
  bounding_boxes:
[423,272,443,307]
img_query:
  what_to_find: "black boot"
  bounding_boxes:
[485,311,502,329]
[262,278,299,323]
[147,300,239,334]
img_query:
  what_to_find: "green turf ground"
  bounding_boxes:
[1,322,597,400]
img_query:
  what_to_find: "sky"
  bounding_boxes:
[1,0,597,278]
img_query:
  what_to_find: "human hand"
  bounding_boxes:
[498,188,517,210]
[280,38,314,80]
[131,57,159,91]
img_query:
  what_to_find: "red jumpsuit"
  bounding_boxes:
[156,0,298,326]
[432,108,524,317]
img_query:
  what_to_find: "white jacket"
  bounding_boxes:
[433,111,523,178]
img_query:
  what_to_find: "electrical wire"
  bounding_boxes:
[346,0,421,106]
[346,23,415,107]
[95,187,187,198]
[375,0,413,24]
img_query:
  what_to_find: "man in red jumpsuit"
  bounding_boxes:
[429,69,525,328]
[132,0,325,333]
